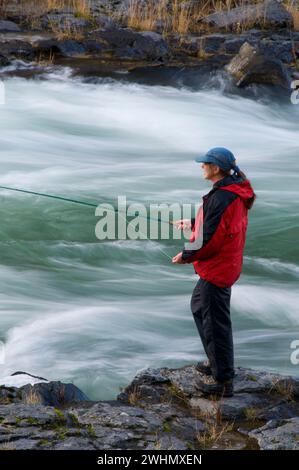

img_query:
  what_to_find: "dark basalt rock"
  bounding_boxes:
[0,20,21,32]
[33,38,103,58]
[0,372,90,406]
[0,40,34,61]
[20,381,90,406]
[201,0,293,31]
[89,26,170,62]
[0,54,10,66]
[226,41,292,89]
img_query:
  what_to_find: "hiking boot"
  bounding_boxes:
[195,360,212,376]
[195,376,234,397]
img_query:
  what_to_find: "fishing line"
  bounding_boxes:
[0,185,179,262]
[0,185,169,223]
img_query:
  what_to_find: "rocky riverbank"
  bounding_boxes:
[0,365,298,450]
[0,0,298,89]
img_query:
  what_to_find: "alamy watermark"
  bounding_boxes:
[290,340,299,365]
[95,196,202,250]
[291,80,299,104]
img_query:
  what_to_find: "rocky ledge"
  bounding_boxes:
[0,366,298,450]
[0,0,298,89]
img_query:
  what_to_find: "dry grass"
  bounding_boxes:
[49,19,85,40]
[270,379,295,401]
[1,0,297,35]
[125,0,194,35]
[47,0,90,15]
[244,406,259,422]
[122,0,264,35]
[0,0,92,35]
[0,441,16,450]
[37,51,55,67]
[286,1,299,31]
[127,384,142,405]
[196,420,234,449]
[23,389,42,405]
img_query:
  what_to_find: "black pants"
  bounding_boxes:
[191,278,234,382]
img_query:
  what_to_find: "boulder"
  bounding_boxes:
[20,381,90,406]
[226,41,291,89]
[0,20,21,32]
[34,39,88,58]
[248,417,299,450]
[128,31,170,61]
[0,40,34,61]
[198,34,226,55]
[201,0,293,31]
[190,393,270,420]
[0,371,90,406]
[90,27,170,61]
[0,54,10,67]
[258,38,295,63]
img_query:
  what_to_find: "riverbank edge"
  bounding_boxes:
[0,365,298,450]
[0,0,298,91]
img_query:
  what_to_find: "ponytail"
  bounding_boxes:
[232,163,257,209]
[232,163,247,180]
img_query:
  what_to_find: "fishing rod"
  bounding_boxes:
[0,184,179,261]
[0,185,170,224]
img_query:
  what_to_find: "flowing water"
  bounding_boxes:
[0,67,298,399]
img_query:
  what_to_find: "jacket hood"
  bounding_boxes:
[214,175,255,209]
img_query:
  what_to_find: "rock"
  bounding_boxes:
[0,54,10,67]
[0,404,64,425]
[258,38,295,64]
[190,393,270,420]
[199,34,226,55]
[53,437,96,450]
[133,31,170,61]
[90,27,170,62]
[201,0,293,31]
[0,365,298,449]
[69,400,206,450]
[248,417,299,450]
[0,371,90,406]
[50,40,87,58]
[224,37,248,55]
[34,38,90,58]
[0,20,21,32]
[20,380,90,406]
[0,40,34,61]
[226,42,291,89]
[145,434,189,450]
[258,401,299,421]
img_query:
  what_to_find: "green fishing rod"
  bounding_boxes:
[0,185,171,225]
[0,184,177,261]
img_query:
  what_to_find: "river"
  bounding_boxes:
[0,67,298,399]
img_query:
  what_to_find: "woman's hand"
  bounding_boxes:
[171,219,192,230]
[172,252,184,264]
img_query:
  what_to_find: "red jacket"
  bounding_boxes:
[181,175,255,288]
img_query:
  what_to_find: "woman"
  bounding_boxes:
[172,147,256,397]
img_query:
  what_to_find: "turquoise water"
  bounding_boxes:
[0,69,298,399]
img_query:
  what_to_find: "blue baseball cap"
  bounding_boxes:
[195,147,239,173]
